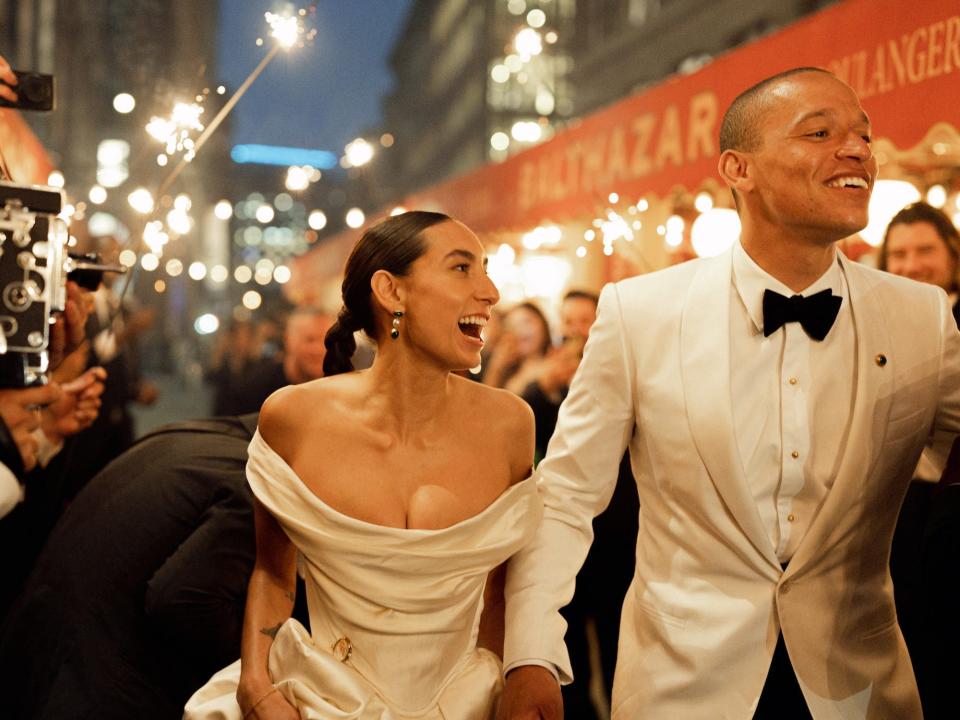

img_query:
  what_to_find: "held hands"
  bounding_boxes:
[238,683,299,720]
[497,665,563,720]
[0,383,63,471]
[41,366,106,444]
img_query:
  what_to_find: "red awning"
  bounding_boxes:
[402,0,959,232]
[289,0,960,300]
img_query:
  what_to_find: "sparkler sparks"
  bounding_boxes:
[261,6,317,50]
[145,101,205,157]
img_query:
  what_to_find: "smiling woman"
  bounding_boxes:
[185,211,541,720]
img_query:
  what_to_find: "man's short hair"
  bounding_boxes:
[563,290,599,306]
[719,67,833,154]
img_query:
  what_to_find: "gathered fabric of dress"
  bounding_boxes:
[184,430,543,720]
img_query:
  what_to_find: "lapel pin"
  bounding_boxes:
[875,353,887,367]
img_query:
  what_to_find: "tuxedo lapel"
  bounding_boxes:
[680,250,780,569]
[787,254,894,575]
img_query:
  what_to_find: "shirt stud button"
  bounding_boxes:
[787,513,796,522]
[788,377,798,385]
[791,450,800,459]
[875,353,887,367]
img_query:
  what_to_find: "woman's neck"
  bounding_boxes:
[363,350,455,441]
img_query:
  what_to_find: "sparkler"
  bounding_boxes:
[151,4,318,200]
[111,2,319,315]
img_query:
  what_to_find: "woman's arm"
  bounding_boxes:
[236,499,300,718]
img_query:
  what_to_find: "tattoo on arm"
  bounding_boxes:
[260,622,283,640]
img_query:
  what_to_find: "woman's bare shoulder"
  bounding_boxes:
[258,374,363,461]
[457,378,533,425]
[452,376,534,480]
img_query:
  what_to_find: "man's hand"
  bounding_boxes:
[41,367,106,443]
[49,282,92,370]
[497,665,563,720]
[0,56,17,104]
[0,383,62,472]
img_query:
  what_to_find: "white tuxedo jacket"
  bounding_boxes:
[503,248,960,719]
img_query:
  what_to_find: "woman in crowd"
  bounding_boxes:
[185,211,542,719]
[481,301,553,395]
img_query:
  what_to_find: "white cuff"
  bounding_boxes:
[0,461,24,518]
[502,659,561,684]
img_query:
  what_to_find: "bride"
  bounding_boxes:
[185,211,542,719]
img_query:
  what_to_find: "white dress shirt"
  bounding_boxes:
[730,241,856,562]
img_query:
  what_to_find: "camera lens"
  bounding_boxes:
[22,76,51,103]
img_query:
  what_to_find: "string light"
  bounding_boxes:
[345,208,365,228]
[88,185,107,204]
[343,138,374,168]
[242,290,263,310]
[210,265,229,283]
[128,187,155,214]
[188,261,208,281]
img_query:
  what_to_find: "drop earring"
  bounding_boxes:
[390,311,403,340]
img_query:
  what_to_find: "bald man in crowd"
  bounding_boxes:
[228,307,334,415]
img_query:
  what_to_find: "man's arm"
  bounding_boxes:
[500,284,637,715]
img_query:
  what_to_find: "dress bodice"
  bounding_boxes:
[184,430,543,719]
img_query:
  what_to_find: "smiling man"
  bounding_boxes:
[498,68,960,720]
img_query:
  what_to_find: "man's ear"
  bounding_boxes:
[370,269,405,315]
[718,149,754,195]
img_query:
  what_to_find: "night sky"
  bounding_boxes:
[216,0,413,155]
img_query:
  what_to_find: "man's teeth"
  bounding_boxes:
[458,315,488,327]
[826,176,868,189]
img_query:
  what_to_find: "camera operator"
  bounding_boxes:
[0,280,97,519]
[0,50,99,517]
[0,56,17,105]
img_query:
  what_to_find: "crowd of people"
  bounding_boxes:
[0,63,958,720]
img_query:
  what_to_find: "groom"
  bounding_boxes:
[498,67,960,719]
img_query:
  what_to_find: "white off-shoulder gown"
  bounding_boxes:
[184,430,543,720]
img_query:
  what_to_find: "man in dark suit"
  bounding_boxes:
[0,415,263,720]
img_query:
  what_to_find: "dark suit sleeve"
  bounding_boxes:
[143,482,256,698]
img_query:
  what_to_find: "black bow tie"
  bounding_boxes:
[762,288,842,341]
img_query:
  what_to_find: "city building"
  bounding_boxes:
[383,0,838,200]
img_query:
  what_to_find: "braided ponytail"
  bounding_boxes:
[322,308,359,377]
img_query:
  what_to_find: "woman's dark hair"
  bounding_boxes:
[879,201,960,281]
[323,210,450,376]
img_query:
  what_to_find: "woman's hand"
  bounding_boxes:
[238,685,300,720]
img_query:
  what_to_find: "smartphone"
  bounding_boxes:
[0,70,55,111]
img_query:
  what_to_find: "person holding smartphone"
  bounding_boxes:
[0,56,17,104]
